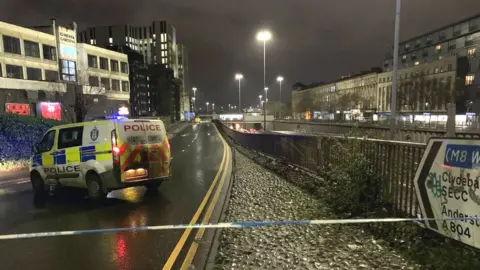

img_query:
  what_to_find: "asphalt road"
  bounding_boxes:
[0,122,226,270]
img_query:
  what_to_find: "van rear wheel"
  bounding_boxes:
[86,173,106,200]
[31,173,47,205]
[144,181,162,195]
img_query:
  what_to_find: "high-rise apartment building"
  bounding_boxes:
[177,44,190,118]
[78,21,190,118]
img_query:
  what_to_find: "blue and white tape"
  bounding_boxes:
[0,217,478,240]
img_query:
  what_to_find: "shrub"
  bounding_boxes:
[322,134,382,216]
[0,114,63,170]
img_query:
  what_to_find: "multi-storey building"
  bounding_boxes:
[292,69,380,120]
[383,13,480,111]
[78,21,190,119]
[76,43,130,118]
[0,20,130,121]
[177,44,190,119]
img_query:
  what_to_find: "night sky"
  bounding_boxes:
[0,0,478,109]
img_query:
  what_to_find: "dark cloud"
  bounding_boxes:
[0,0,478,107]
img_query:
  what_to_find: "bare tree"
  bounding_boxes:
[72,71,105,122]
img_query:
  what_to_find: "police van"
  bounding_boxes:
[30,118,171,200]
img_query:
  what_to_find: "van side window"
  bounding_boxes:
[58,127,84,149]
[38,130,56,153]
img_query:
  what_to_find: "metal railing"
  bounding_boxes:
[216,120,426,218]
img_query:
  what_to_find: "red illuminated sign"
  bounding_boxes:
[39,102,62,121]
[5,103,30,116]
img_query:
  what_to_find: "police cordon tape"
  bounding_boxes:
[1,216,479,240]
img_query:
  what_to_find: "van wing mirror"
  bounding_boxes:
[32,143,39,153]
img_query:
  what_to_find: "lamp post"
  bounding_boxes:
[277,76,284,119]
[192,87,197,111]
[206,102,209,113]
[235,73,243,112]
[257,30,272,131]
[212,103,215,112]
[389,0,401,139]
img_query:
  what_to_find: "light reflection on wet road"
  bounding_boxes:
[0,123,224,270]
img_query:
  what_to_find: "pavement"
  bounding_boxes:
[0,122,232,270]
[214,150,417,270]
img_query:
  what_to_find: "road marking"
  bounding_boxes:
[0,178,30,186]
[180,131,230,269]
[162,127,228,270]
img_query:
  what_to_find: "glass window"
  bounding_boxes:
[122,81,129,92]
[38,130,55,153]
[24,40,40,58]
[27,67,42,80]
[121,62,128,74]
[110,60,119,72]
[45,70,58,82]
[88,54,98,68]
[111,79,120,91]
[3,35,21,54]
[89,76,99,87]
[37,130,56,153]
[99,57,109,70]
[6,65,23,79]
[61,60,76,81]
[466,75,475,85]
[58,127,83,149]
[42,44,57,61]
[100,77,110,89]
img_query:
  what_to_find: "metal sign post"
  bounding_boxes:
[414,138,480,249]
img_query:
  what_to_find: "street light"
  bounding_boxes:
[235,73,243,112]
[192,87,197,111]
[389,0,401,139]
[257,30,272,131]
[212,103,215,112]
[277,76,284,119]
[206,102,209,113]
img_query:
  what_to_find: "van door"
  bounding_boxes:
[34,129,57,184]
[56,126,83,187]
[116,120,169,181]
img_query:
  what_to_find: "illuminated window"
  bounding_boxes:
[161,33,166,42]
[468,48,476,57]
[466,75,475,85]
[436,45,441,51]
[109,37,113,44]
[161,58,166,64]
[153,34,156,39]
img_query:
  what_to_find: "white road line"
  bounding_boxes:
[0,178,30,186]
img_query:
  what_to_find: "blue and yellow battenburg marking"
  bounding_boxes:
[32,144,111,168]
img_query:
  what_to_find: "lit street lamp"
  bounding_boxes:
[192,87,197,111]
[206,102,209,113]
[277,76,284,119]
[257,30,272,131]
[235,73,243,112]
[212,103,215,112]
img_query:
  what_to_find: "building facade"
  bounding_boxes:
[383,13,480,111]
[177,44,190,119]
[0,20,130,122]
[78,21,190,119]
[76,43,130,118]
[292,69,380,120]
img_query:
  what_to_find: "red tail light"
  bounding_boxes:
[111,129,120,165]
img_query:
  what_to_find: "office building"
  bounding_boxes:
[383,13,480,110]
[0,20,130,121]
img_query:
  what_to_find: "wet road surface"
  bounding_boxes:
[0,123,225,270]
